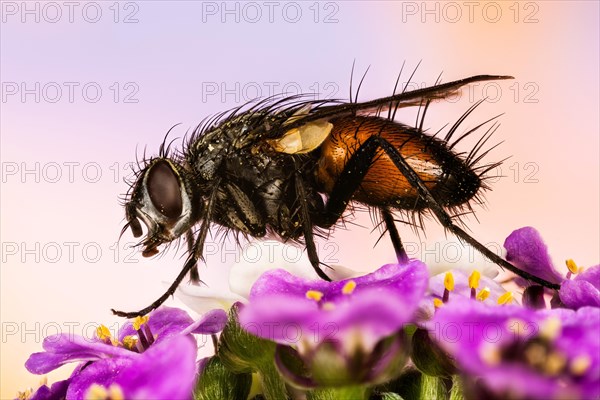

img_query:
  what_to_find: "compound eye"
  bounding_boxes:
[146,160,183,220]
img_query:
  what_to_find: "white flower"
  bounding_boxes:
[171,240,359,315]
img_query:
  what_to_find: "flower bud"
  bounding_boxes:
[411,328,457,377]
[195,356,252,400]
[218,303,277,374]
[522,285,546,309]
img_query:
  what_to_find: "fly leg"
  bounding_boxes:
[185,229,201,284]
[334,135,560,289]
[381,207,409,264]
[313,137,409,265]
[294,169,332,281]
[112,180,221,318]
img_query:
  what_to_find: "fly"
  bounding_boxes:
[112,71,560,318]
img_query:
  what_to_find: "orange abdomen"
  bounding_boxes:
[315,116,479,209]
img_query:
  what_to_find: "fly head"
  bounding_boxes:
[123,158,200,257]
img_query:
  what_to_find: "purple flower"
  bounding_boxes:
[25,336,198,399]
[239,261,428,352]
[429,298,600,400]
[504,226,600,309]
[237,261,428,387]
[560,265,600,309]
[25,307,227,400]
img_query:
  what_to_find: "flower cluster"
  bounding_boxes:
[21,307,226,400]
[17,229,599,400]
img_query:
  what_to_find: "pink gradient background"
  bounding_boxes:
[1,1,598,396]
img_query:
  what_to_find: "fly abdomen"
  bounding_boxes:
[315,115,481,210]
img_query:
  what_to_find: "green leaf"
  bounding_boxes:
[411,328,457,377]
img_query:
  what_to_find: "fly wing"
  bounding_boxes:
[263,75,512,154]
[283,75,513,131]
[266,105,334,154]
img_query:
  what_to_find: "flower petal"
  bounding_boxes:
[561,280,600,309]
[182,309,227,335]
[173,284,245,314]
[116,336,198,400]
[25,334,133,374]
[118,306,194,343]
[30,379,70,400]
[559,265,600,309]
[424,238,500,278]
[67,358,133,400]
[504,227,564,285]
[66,336,197,400]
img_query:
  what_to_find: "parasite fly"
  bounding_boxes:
[113,72,560,318]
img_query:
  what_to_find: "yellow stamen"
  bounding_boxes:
[108,384,125,400]
[95,325,112,341]
[497,292,514,305]
[444,272,455,291]
[306,290,324,302]
[433,298,444,308]
[544,351,567,376]
[85,384,108,400]
[122,335,138,350]
[539,317,562,341]
[85,384,124,400]
[570,355,592,375]
[322,302,336,311]
[506,318,528,337]
[132,315,149,331]
[468,270,481,289]
[16,389,33,400]
[565,259,579,274]
[524,342,547,366]
[342,280,357,295]
[476,287,491,301]
[479,343,501,365]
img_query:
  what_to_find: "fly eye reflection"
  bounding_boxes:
[146,160,183,220]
